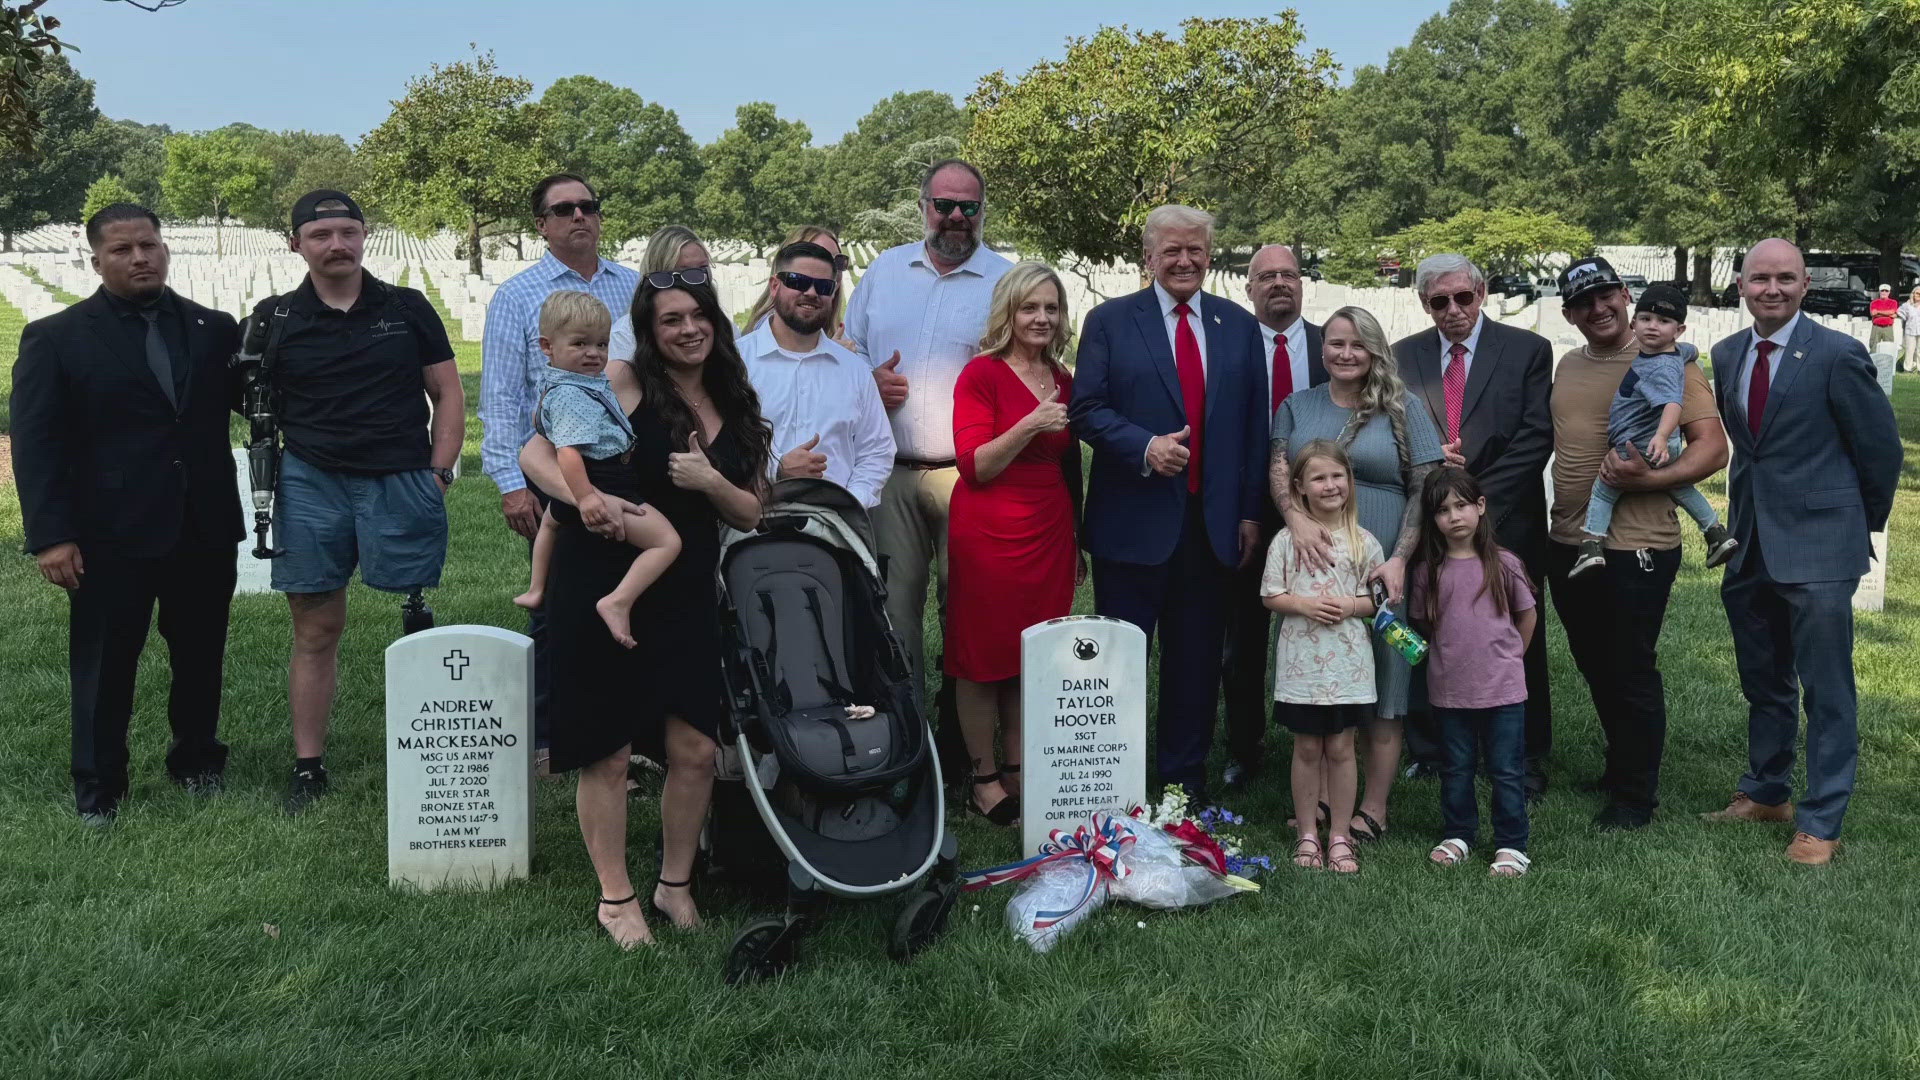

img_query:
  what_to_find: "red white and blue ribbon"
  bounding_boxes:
[960,813,1138,930]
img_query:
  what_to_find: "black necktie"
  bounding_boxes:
[140,309,177,409]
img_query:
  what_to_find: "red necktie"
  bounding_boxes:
[1749,340,1774,438]
[1173,302,1205,494]
[1442,342,1467,442]
[1271,331,1293,413]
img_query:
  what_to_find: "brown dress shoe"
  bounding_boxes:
[1701,791,1793,823]
[1786,832,1838,865]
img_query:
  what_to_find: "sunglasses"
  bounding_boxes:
[832,253,850,273]
[643,266,710,289]
[1426,290,1478,311]
[542,199,602,219]
[927,198,981,218]
[775,270,838,297]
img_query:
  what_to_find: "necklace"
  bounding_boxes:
[1011,356,1055,398]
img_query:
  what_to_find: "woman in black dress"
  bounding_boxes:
[522,276,769,948]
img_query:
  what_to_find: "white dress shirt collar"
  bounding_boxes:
[1260,317,1310,403]
[1152,280,1209,373]
[1438,314,1487,372]
[907,241,997,279]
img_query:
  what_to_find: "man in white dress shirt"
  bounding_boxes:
[844,158,1012,722]
[740,241,894,507]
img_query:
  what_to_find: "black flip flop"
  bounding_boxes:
[1350,809,1387,842]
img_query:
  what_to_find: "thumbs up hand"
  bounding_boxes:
[1147,424,1192,476]
[1022,386,1070,435]
[668,428,722,492]
[778,432,830,480]
[874,351,910,409]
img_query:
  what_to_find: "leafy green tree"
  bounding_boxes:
[160,130,273,255]
[536,75,701,249]
[829,90,967,227]
[966,13,1336,264]
[0,53,112,250]
[360,50,551,275]
[0,0,70,155]
[1390,207,1593,278]
[257,129,365,229]
[103,119,171,215]
[846,134,964,245]
[694,102,824,254]
[81,173,138,222]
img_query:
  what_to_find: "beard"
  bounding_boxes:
[777,302,831,336]
[924,220,979,263]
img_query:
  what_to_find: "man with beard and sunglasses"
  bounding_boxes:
[1391,254,1555,800]
[481,175,641,767]
[738,240,894,507]
[261,190,463,813]
[844,158,1011,774]
[1546,256,1728,832]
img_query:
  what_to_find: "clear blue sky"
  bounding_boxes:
[57,0,1447,144]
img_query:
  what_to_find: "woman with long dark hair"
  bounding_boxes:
[521,275,769,948]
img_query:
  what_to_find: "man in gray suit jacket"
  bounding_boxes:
[1702,238,1902,866]
[1393,254,1555,797]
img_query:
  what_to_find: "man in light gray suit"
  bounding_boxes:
[1702,238,1902,866]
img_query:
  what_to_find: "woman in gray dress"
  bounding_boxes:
[1269,304,1442,843]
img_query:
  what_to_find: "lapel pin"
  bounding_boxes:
[1793,350,1803,358]
[196,318,204,325]
[1212,315,1220,325]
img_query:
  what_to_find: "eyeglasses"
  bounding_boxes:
[1254,269,1302,285]
[775,270,838,297]
[643,266,709,289]
[926,198,981,219]
[542,199,602,219]
[1426,290,1478,311]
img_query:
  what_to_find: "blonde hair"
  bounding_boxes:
[1325,305,1414,477]
[538,289,612,341]
[978,261,1071,364]
[743,224,845,333]
[641,224,706,275]
[1290,438,1367,565]
[1141,204,1215,256]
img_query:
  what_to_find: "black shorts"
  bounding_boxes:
[1274,701,1371,736]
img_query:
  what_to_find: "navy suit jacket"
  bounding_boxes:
[1394,318,1554,569]
[1071,287,1267,567]
[1710,315,1901,583]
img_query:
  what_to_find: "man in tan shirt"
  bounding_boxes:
[1546,257,1730,831]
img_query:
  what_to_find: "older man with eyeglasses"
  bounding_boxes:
[480,173,641,764]
[843,158,1012,778]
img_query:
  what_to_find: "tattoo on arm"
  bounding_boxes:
[1393,463,1435,560]
[1269,439,1294,515]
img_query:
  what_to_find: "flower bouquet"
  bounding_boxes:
[961,786,1271,953]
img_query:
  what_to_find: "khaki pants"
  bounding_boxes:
[872,463,959,709]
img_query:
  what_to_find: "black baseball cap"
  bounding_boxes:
[1636,284,1688,323]
[1558,256,1624,304]
[291,189,364,235]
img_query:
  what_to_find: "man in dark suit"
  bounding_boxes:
[1222,243,1325,787]
[10,203,243,824]
[1702,238,1901,866]
[1070,205,1268,801]
[1393,254,1555,797]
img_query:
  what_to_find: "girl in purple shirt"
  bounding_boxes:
[1408,466,1539,877]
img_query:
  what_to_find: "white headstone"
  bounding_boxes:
[232,448,273,594]
[1019,615,1148,856]
[1856,531,1888,613]
[385,625,535,892]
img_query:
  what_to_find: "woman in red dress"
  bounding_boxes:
[946,262,1084,823]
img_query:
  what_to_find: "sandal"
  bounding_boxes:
[1001,762,1021,795]
[649,877,701,930]
[968,772,1019,826]
[594,893,652,950]
[1291,835,1324,869]
[1429,838,1471,866]
[1489,848,1532,877]
[1285,801,1332,832]
[1325,836,1360,874]
[1349,809,1388,843]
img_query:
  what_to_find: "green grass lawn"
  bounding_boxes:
[3,294,1919,1079]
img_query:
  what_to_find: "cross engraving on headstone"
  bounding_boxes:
[443,650,470,680]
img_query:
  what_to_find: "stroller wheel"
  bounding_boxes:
[724,917,797,985]
[887,885,956,963]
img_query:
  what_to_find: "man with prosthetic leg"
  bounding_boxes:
[250,191,463,813]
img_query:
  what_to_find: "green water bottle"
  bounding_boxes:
[1369,580,1428,666]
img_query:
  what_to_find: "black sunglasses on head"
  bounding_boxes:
[775,270,838,297]
[927,198,981,218]
[1426,290,1478,311]
[542,199,602,219]
[832,253,850,273]
[643,266,709,289]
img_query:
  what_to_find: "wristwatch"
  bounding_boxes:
[432,467,456,487]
